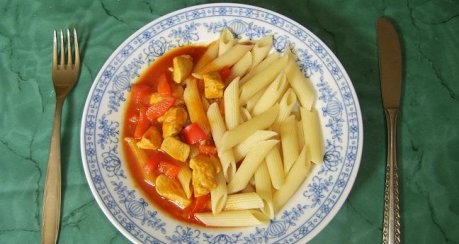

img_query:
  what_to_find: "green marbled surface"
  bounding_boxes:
[1,0,458,243]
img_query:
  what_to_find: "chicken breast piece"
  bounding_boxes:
[173,55,193,83]
[203,72,225,99]
[189,155,222,197]
[161,136,190,162]
[136,126,162,150]
[161,106,188,138]
[155,174,191,209]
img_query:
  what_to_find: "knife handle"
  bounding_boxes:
[382,108,401,244]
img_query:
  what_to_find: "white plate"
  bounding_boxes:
[81,3,363,243]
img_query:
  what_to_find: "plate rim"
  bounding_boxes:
[80,2,364,243]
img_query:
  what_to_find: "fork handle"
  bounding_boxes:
[42,98,64,244]
[382,108,401,244]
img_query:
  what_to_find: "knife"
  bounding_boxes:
[377,17,402,244]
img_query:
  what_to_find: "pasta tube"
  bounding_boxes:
[198,44,253,75]
[223,192,264,211]
[233,130,277,162]
[228,51,252,81]
[211,172,228,214]
[265,145,285,190]
[280,115,300,174]
[272,88,297,131]
[240,52,280,84]
[285,52,316,110]
[220,104,279,151]
[227,140,278,193]
[224,77,240,129]
[125,137,157,185]
[300,107,324,164]
[218,28,236,56]
[184,77,211,134]
[252,72,288,115]
[255,161,274,218]
[193,41,219,74]
[195,210,269,227]
[239,54,289,104]
[251,35,273,69]
[207,103,236,180]
[273,145,312,213]
[177,166,192,199]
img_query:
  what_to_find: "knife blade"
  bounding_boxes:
[377,16,402,244]
[377,17,402,109]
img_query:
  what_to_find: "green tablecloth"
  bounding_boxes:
[1,0,458,243]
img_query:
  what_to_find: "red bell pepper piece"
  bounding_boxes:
[144,158,159,177]
[219,66,232,82]
[131,83,153,107]
[197,79,205,92]
[145,95,176,122]
[134,106,150,139]
[157,73,172,95]
[181,123,207,144]
[143,151,175,174]
[185,194,211,220]
[158,161,181,179]
[198,144,217,155]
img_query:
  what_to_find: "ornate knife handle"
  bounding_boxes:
[382,108,401,244]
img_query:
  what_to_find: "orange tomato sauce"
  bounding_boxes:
[121,45,208,225]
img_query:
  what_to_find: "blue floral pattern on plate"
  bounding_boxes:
[81,3,363,243]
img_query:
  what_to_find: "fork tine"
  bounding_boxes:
[67,29,72,66]
[52,30,57,68]
[73,29,80,67]
[60,30,64,67]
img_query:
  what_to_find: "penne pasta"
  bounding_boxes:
[272,88,297,131]
[280,115,300,174]
[124,137,148,167]
[177,166,192,199]
[300,107,325,164]
[218,28,236,56]
[228,51,252,81]
[206,103,225,148]
[220,104,279,152]
[227,140,278,193]
[242,184,255,193]
[255,161,274,218]
[251,35,273,69]
[273,145,312,213]
[249,176,256,186]
[285,52,316,110]
[198,44,253,75]
[239,54,289,104]
[193,41,219,74]
[211,172,228,214]
[184,77,211,134]
[297,119,305,149]
[240,52,280,84]
[265,144,285,190]
[195,210,270,227]
[125,137,155,185]
[245,87,265,112]
[252,72,288,115]
[207,103,236,180]
[221,151,236,182]
[233,130,278,162]
[224,192,264,211]
[224,77,240,130]
[201,94,210,111]
[240,107,252,122]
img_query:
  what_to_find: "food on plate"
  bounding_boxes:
[122,29,324,227]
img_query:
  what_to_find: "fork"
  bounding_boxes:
[42,29,80,244]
